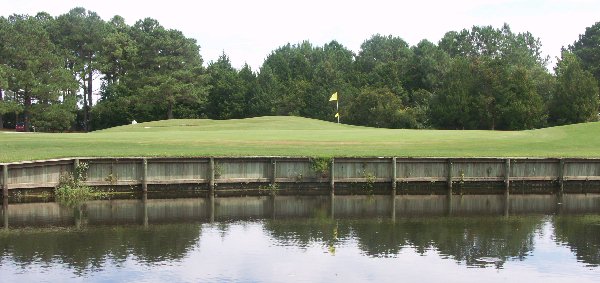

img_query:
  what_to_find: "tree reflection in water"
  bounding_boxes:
[0,194,599,275]
[554,215,600,267]
[264,216,543,268]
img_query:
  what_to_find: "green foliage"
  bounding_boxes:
[0,223,201,269]
[362,170,376,195]
[0,97,22,116]
[550,51,600,125]
[0,9,598,133]
[51,7,109,131]
[407,40,450,91]
[206,53,246,119]
[99,15,138,85]
[124,18,207,120]
[30,103,76,132]
[259,183,279,196]
[310,157,331,176]
[355,34,413,95]
[90,96,134,129]
[0,13,78,131]
[258,40,355,121]
[54,163,98,207]
[570,21,600,85]
[439,24,547,67]
[431,24,549,130]
[431,56,546,130]
[346,87,418,129]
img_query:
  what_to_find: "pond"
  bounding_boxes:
[1,194,600,282]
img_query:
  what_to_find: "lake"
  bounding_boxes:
[1,194,599,282]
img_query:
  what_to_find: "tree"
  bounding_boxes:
[250,65,279,116]
[407,39,450,92]
[238,63,258,117]
[346,87,415,129]
[439,24,547,68]
[257,40,355,120]
[549,51,600,125]
[496,66,546,130]
[90,96,134,130]
[310,41,356,121]
[126,18,206,120]
[93,17,207,128]
[434,24,548,130]
[0,14,77,131]
[355,34,414,97]
[206,53,245,119]
[99,16,138,86]
[0,64,8,128]
[570,21,600,85]
[429,57,475,129]
[52,7,108,131]
[30,102,77,132]
[0,91,23,129]
[259,41,315,116]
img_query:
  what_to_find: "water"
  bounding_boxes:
[1,195,600,282]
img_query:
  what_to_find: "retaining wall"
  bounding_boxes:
[2,157,600,196]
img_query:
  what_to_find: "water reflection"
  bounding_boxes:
[0,224,201,275]
[3,194,600,227]
[554,215,600,267]
[0,194,599,279]
[264,216,541,268]
[3,197,7,230]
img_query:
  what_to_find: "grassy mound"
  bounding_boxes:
[1,116,599,162]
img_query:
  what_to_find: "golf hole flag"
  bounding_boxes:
[329,92,338,101]
[330,92,340,123]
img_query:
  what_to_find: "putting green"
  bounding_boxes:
[1,116,599,162]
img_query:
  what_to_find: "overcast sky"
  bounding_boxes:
[2,0,600,71]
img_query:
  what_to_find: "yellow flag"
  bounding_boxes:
[335,113,339,118]
[329,92,338,101]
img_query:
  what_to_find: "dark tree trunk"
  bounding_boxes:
[87,67,93,131]
[167,102,174,120]
[24,93,31,132]
[83,80,88,132]
[0,89,3,129]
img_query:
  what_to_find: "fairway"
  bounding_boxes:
[1,116,600,163]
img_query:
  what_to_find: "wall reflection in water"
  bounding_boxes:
[0,194,599,274]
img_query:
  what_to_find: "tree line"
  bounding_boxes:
[0,7,599,132]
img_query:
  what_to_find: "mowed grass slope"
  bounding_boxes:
[1,116,600,162]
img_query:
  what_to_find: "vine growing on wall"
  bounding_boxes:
[310,157,331,177]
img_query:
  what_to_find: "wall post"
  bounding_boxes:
[209,158,215,197]
[73,158,80,171]
[270,158,276,186]
[330,158,335,196]
[2,164,8,199]
[504,158,511,193]
[142,158,148,193]
[391,157,397,193]
[559,159,565,193]
[447,159,453,194]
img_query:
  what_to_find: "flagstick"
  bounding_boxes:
[336,100,339,124]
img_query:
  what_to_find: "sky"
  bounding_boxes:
[2,0,599,71]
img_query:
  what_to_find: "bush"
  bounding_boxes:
[30,104,76,132]
[54,163,101,206]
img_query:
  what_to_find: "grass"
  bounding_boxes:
[1,116,600,162]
